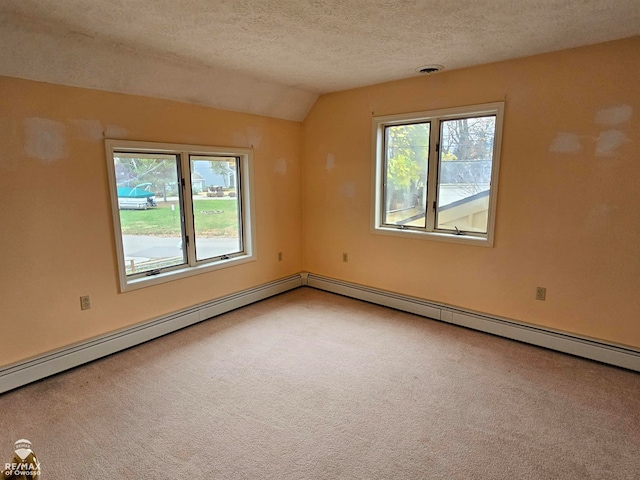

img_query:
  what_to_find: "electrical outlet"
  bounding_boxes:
[535,287,546,301]
[80,295,92,310]
[342,253,348,263]
[278,251,283,261]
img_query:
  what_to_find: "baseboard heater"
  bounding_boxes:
[0,275,303,395]
[2,272,638,395]
[303,273,640,373]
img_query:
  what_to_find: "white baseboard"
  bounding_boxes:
[305,273,640,372]
[3,271,637,395]
[0,275,302,395]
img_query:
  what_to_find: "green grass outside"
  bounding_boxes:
[119,199,239,237]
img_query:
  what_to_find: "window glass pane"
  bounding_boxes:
[190,156,242,261]
[114,152,186,275]
[436,116,496,233]
[383,122,429,227]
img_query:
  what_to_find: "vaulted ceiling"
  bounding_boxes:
[1,1,639,121]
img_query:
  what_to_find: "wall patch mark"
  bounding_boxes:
[24,118,67,163]
[274,158,287,175]
[326,153,336,171]
[595,130,628,157]
[549,132,582,154]
[595,105,632,126]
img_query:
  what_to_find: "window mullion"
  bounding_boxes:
[180,152,197,266]
[425,119,440,232]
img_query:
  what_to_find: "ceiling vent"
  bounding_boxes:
[416,65,444,74]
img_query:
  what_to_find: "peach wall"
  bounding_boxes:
[0,77,303,368]
[302,37,640,348]
[1,37,638,369]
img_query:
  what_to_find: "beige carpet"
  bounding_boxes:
[1,287,639,479]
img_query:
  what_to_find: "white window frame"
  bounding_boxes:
[105,140,256,292]
[372,102,504,247]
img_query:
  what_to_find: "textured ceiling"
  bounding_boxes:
[1,1,639,121]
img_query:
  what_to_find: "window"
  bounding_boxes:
[105,140,255,291]
[372,102,504,246]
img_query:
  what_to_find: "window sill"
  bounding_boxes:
[120,254,256,292]
[372,226,493,247]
